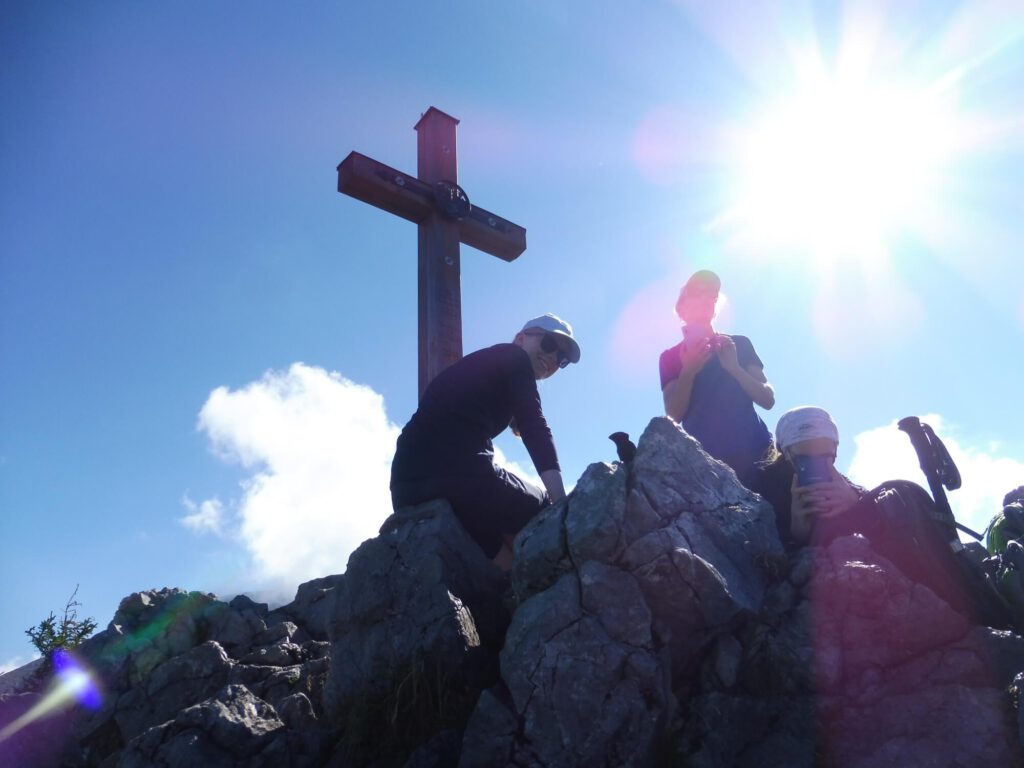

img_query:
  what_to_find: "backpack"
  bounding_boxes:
[980,501,1024,624]
[843,481,1005,626]
[985,502,1024,556]
[894,417,1020,630]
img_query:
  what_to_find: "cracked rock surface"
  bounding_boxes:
[461,418,1024,767]
[5,417,1024,767]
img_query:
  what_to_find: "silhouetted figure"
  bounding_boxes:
[660,270,775,485]
[390,314,581,571]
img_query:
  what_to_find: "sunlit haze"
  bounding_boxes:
[725,76,958,259]
[2,2,1022,686]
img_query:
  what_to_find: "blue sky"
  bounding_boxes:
[2,1,1023,671]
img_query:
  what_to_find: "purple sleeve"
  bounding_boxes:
[733,335,764,369]
[659,343,682,390]
[508,355,560,474]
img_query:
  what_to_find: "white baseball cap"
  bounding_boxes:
[775,406,839,451]
[520,313,581,364]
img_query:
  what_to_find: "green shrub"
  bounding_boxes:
[25,585,98,676]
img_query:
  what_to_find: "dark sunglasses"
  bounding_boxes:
[525,331,571,368]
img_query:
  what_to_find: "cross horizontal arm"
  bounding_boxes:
[338,152,434,224]
[459,200,526,262]
[337,151,527,262]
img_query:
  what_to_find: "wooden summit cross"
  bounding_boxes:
[337,107,527,398]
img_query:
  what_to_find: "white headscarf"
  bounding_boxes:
[775,406,839,452]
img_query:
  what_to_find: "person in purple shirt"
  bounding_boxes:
[660,270,775,485]
[390,314,581,570]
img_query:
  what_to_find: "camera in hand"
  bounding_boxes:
[793,454,831,486]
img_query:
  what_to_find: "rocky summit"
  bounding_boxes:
[3,417,1024,767]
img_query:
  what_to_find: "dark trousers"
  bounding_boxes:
[391,467,548,559]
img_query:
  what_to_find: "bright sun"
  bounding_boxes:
[721,73,959,263]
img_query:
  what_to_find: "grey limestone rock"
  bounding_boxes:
[282,574,346,641]
[457,688,519,768]
[511,495,571,602]
[113,640,235,743]
[205,597,268,658]
[252,620,300,646]
[321,497,508,764]
[277,691,330,765]
[83,589,220,691]
[240,641,303,667]
[566,460,630,569]
[463,416,1024,768]
[511,461,635,605]
[10,415,1024,768]
[464,417,771,767]
[228,654,328,721]
[683,533,1023,767]
[479,566,668,768]
[117,684,286,768]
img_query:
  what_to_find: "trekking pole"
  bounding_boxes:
[898,416,983,541]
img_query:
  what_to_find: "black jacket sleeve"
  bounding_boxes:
[507,352,560,474]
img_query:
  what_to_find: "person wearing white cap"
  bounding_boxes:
[390,313,581,570]
[749,405,864,546]
[750,406,978,620]
[659,270,775,485]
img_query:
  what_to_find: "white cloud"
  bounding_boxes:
[188,363,566,603]
[180,496,225,536]
[192,363,401,602]
[847,414,1024,540]
[492,444,543,489]
[492,442,579,494]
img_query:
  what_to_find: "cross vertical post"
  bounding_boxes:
[415,109,462,396]
[336,107,528,399]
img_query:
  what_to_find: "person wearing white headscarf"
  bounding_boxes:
[749,405,865,547]
[751,405,983,626]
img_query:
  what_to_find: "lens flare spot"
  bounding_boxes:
[53,650,101,711]
[609,281,679,386]
[0,651,102,744]
[608,275,735,388]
